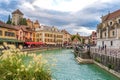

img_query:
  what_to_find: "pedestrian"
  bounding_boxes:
[105,44,107,54]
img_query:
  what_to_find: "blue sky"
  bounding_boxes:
[0,0,120,36]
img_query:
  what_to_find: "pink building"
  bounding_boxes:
[16,25,34,42]
[91,31,97,45]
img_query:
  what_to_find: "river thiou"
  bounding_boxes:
[36,49,120,80]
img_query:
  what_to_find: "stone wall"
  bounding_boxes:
[91,53,120,73]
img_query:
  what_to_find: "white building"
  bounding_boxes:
[97,9,120,49]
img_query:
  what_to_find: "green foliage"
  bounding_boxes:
[71,35,76,41]
[82,38,85,44]
[12,22,15,25]
[77,36,81,41]
[95,58,101,63]
[6,15,11,24]
[108,64,114,69]
[0,49,51,80]
[19,18,27,25]
[71,35,81,41]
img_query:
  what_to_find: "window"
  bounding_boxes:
[118,19,120,23]
[102,41,104,46]
[104,32,106,37]
[112,31,114,36]
[110,22,112,25]
[0,30,2,36]
[5,31,15,37]
[111,41,113,46]
[36,34,39,37]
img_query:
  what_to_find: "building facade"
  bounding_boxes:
[12,9,24,25]
[72,33,81,45]
[61,29,71,45]
[97,9,120,49]
[91,31,97,45]
[16,25,33,42]
[0,20,22,46]
[35,26,63,45]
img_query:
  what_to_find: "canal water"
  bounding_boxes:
[36,49,119,80]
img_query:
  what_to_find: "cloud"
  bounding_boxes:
[32,0,98,12]
[1,0,120,35]
[73,26,96,36]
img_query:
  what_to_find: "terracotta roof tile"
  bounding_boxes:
[102,9,120,21]
[12,9,23,15]
[0,20,18,30]
[61,29,71,35]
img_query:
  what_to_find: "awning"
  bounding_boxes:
[25,42,44,45]
[45,42,56,45]
[0,38,24,43]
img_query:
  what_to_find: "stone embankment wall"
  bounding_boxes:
[91,53,120,73]
[74,47,120,77]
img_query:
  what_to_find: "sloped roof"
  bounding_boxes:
[61,29,71,35]
[12,9,23,15]
[40,25,61,32]
[0,20,18,30]
[20,25,33,32]
[102,9,120,22]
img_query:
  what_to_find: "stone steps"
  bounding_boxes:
[76,57,93,64]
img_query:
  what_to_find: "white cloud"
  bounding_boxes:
[60,23,95,36]
[73,26,95,36]
[0,9,10,15]
[32,0,98,12]
[7,0,120,36]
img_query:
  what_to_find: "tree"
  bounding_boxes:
[19,18,27,25]
[77,35,81,41]
[71,35,76,41]
[6,15,11,24]
[82,38,85,44]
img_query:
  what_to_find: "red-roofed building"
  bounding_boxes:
[15,25,34,42]
[97,9,120,49]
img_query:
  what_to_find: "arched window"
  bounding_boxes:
[110,22,112,25]
[112,31,114,36]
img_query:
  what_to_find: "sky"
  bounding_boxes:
[0,0,120,36]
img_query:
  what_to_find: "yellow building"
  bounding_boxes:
[26,19,33,28]
[35,25,63,45]
[27,19,40,29]
[0,20,21,45]
[61,29,71,45]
